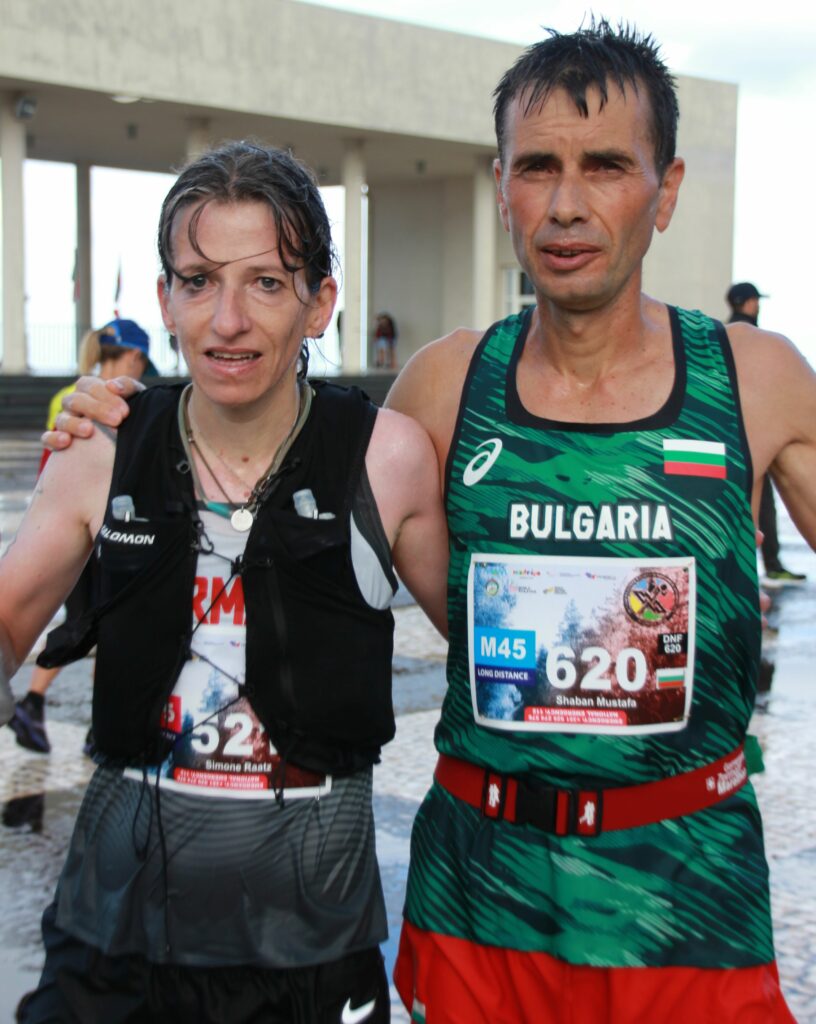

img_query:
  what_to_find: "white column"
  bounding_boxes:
[472,157,497,330]
[0,95,27,373]
[186,117,212,162]
[75,161,92,348]
[341,140,366,373]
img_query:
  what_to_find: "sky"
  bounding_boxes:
[21,0,816,371]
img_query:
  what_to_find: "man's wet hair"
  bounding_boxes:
[158,140,336,377]
[493,18,679,177]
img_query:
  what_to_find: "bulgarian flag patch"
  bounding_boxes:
[663,439,726,479]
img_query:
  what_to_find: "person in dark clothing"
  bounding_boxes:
[726,281,763,326]
[0,141,448,1024]
[9,319,152,754]
[727,282,806,585]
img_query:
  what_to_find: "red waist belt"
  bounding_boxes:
[434,745,747,837]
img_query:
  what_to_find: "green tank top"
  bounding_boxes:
[404,306,774,967]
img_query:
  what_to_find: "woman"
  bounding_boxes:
[10,319,152,754]
[0,141,448,1023]
[373,313,397,370]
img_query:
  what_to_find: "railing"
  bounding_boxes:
[5,322,347,377]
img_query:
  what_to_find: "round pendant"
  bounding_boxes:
[230,507,254,532]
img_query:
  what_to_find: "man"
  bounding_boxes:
[726,280,763,325]
[384,22,812,1023]
[726,281,806,586]
[1,141,448,1023]
[44,22,814,1023]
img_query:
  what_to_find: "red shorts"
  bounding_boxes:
[395,920,797,1024]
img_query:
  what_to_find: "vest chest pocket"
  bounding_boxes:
[97,518,189,601]
[250,511,350,588]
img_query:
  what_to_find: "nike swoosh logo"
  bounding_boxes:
[341,996,376,1023]
[462,438,503,486]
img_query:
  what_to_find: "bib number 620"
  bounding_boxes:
[546,645,647,692]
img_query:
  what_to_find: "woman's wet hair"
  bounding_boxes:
[158,141,335,291]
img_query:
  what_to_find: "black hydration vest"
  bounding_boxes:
[40,381,396,775]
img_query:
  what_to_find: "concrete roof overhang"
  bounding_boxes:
[0,0,522,185]
[0,74,493,185]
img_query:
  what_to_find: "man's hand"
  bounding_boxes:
[41,375,143,451]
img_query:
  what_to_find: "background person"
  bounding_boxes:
[2,141,448,1024]
[9,319,152,754]
[726,282,806,586]
[373,312,397,370]
[38,319,155,475]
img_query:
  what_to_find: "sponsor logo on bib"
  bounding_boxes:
[624,572,679,625]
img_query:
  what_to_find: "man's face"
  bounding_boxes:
[158,199,336,410]
[494,82,684,314]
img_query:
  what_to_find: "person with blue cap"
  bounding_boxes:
[8,317,154,754]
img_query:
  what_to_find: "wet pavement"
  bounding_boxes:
[1,431,814,1023]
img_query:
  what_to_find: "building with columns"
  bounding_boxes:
[0,0,737,376]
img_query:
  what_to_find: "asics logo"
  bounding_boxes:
[462,438,503,486]
[341,996,376,1023]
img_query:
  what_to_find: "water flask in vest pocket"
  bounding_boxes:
[293,488,335,520]
[111,495,148,522]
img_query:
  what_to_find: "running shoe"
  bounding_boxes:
[8,696,50,753]
[763,568,807,587]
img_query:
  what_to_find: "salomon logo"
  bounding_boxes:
[100,523,156,546]
[463,438,503,486]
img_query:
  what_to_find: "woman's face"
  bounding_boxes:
[158,199,336,414]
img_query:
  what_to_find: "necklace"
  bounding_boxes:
[194,429,256,497]
[183,382,310,532]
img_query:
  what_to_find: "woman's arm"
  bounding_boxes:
[0,433,113,692]
[365,408,449,637]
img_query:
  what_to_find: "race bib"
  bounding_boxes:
[125,662,332,800]
[467,554,696,735]
[125,569,331,799]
